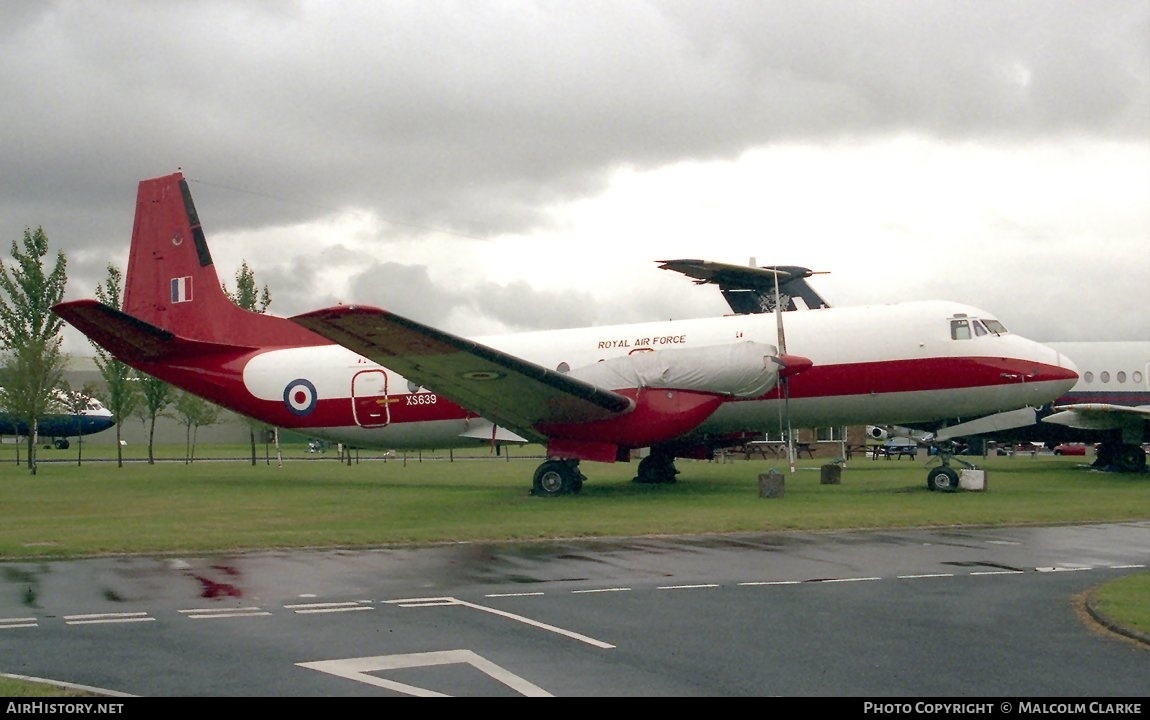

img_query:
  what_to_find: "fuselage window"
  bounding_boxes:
[557,362,570,374]
[1117,371,1127,383]
[950,319,971,340]
[1084,371,1094,383]
[982,319,1008,335]
[1100,371,1111,383]
[1134,370,1144,385]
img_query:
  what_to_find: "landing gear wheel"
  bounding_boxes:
[1092,443,1116,469]
[927,466,960,492]
[1115,444,1147,473]
[53,438,69,450]
[634,452,679,484]
[532,460,583,497]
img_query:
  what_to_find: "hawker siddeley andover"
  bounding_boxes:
[53,173,1079,495]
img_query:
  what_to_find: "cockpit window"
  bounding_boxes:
[982,319,1007,335]
[972,320,988,337]
[950,319,971,340]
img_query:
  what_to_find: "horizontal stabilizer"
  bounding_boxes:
[934,406,1038,441]
[53,299,253,362]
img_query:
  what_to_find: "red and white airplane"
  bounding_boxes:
[1036,341,1150,472]
[53,172,1080,495]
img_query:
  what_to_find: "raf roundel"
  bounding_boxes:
[283,378,318,416]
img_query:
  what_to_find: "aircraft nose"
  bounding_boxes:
[1036,342,1079,393]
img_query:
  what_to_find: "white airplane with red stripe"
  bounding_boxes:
[53,172,1079,495]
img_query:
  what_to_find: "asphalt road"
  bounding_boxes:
[1,522,1147,697]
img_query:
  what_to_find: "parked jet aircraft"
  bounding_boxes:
[1030,341,1149,472]
[52,173,1079,495]
[0,389,115,448]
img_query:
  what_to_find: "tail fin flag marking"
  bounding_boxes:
[170,276,193,303]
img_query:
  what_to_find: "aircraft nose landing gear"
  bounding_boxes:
[926,465,959,492]
[925,442,978,492]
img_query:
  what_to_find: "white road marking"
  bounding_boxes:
[0,617,37,629]
[298,649,553,697]
[386,596,615,649]
[180,607,273,619]
[285,601,374,614]
[572,587,632,593]
[64,612,154,625]
[738,580,803,586]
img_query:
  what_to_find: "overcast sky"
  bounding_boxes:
[2,1,1147,356]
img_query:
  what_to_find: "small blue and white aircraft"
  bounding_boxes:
[0,389,116,449]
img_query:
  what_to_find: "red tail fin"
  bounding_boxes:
[121,172,320,348]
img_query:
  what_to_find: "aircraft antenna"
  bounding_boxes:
[774,269,796,474]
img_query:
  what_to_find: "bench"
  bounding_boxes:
[872,445,917,460]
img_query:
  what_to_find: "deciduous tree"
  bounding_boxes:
[223,259,275,465]
[173,390,221,463]
[0,226,68,474]
[93,264,140,467]
[138,374,172,465]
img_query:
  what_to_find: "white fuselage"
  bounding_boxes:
[240,300,1078,451]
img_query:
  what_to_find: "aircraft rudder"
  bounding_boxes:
[116,172,327,349]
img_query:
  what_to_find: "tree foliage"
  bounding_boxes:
[0,226,69,473]
[173,390,221,464]
[93,264,140,467]
[222,260,271,313]
[58,379,102,466]
[138,374,173,465]
[223,259,273,465]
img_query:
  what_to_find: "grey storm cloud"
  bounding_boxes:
[0,1,1146,348]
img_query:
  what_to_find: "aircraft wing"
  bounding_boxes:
[656,259,831,313]
[1041,403,1150,431]
[656,258,793,289]
[290,305,633,443]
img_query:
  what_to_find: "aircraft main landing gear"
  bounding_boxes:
[532,459,586,497]
[633,450,680,485]
[1093,442,1148,473]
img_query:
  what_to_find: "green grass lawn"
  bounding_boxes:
[0,441,1146,698]
[1,443,1146,557]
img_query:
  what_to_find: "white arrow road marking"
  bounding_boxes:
[386,596,615,649]
[298,649,553,697]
